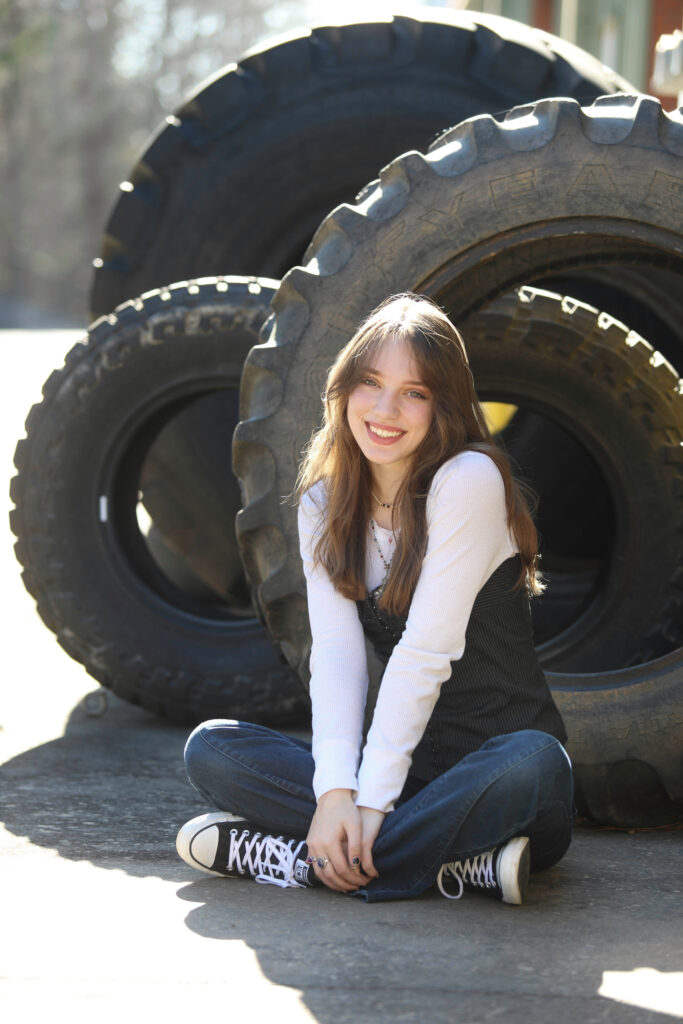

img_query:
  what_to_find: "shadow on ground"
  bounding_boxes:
[1,690,201,876]
[2,691,681,1022]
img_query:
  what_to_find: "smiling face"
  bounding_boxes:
[346,336,434,479]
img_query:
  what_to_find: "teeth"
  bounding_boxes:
[370,425,402,438]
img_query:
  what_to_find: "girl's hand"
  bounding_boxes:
[306,789,374,892]
[357,806,385,879]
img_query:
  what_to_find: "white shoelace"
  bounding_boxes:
[228,829,306,889]
[436,850,497,900]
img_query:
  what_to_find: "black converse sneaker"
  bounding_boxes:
[436,836,530,905]
[176,812,313,889]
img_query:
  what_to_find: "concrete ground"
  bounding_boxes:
[2,332,682,1022]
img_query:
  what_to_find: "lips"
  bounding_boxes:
[365,421,406,445]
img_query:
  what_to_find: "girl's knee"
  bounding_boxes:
[185,718,261,751]
[485,729,568,765]
[487,731,573,810]
[185,719,227,763]
[514,728,563,750]
[510,730,572,773]
[184,722,217,786]
[184,719,256,780]
[519,732,574,814]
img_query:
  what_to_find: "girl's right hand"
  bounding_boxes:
[306,789,374,892]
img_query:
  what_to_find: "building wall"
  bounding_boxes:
[565,0,653,92]
[462,0,682,109]
[649,0,683,104]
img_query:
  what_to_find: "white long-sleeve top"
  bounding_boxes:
[297,449,519,814]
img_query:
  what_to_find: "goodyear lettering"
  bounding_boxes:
[567,163,618,199]
[490,170,536,207]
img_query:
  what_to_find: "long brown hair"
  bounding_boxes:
[296,293,544,615]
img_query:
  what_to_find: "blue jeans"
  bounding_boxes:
[183,720,574,903]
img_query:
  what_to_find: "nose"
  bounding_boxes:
[373,387,399,419]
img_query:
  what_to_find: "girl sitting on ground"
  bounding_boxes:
[176,292,573,904]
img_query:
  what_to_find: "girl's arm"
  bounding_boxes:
[299,488,377,888]
[355,451,518,814]
[298,487,370,801]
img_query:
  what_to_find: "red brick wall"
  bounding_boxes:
[533,0,554,34]
[649,0,682,109]
[530,0,681,111]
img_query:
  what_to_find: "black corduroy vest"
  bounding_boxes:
[356,553,567,781]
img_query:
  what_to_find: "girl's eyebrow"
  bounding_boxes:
[362,366,429,388]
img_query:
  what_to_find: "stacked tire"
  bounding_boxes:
[10,278,309,725]
[90,10,634,315]
[233,93,683,827]
[10,13,683,826]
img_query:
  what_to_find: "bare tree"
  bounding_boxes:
[0,0,314,323]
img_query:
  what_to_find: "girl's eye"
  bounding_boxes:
[362,377,378,387]
[408,390,427,400]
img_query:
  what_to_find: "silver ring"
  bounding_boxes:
[316,856,329,869]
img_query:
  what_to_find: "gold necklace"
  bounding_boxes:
[371,489,395,510]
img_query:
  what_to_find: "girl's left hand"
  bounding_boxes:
[357,806,386,879]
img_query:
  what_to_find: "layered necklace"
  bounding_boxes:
[369,485,397,591]
[369,517,395,593]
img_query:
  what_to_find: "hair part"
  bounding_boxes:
[296,293,545,615]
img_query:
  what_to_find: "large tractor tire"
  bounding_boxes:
[90,10,634,318]
[235,283,682,675]
[234,95,683,672]
[233,95,683,823]
[462,288,683,669]
[550,649,683,827]
[10,277,309,725]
